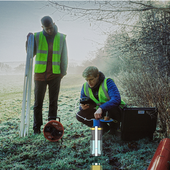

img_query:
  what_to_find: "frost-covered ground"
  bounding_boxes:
[0,74,161,170]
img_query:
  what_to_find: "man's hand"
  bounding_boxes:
[60,74,64,78]
[26,33,33,52]
[94,108,102,119]
[80,104,89,110]
[27,32,33,40]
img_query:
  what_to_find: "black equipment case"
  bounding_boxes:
[121,107,158,141]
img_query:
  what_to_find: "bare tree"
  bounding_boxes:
[48,1,170,26]
[119,7,170,137]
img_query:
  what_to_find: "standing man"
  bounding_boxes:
[76,66,125,135]
[27,16,68,134]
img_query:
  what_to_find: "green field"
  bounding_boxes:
[0,74,160,170]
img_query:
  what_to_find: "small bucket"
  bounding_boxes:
[43,120,64,142]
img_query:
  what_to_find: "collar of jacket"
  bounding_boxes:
[42,25,58,39]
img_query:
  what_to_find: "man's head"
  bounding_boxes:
[82,66,99,88]
[41,16,55,35]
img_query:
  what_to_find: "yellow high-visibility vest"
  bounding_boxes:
[84,78,126,109]
[34,31,66,74]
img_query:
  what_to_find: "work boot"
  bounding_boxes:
[109,128,121,137]
[109,121,121,136]
[33,127,41,135]
[101,123,110,135]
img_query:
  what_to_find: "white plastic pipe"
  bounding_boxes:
[95,126,98,156]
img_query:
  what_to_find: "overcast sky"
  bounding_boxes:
[0,1,110,65]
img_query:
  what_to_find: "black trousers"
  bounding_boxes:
[33,76,61,129]
[76,106,122,131]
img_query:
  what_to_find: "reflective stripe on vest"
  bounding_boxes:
[34,31,66,74]
[84,78,126,109]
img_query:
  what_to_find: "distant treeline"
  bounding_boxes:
[0,62,25,74]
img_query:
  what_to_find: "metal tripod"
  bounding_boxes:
[20,34,34,137]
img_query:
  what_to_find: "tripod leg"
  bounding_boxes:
[24,57,33,136]
[20,34,34,137]
[20,73,28,137]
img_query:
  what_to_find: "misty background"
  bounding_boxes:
[0,1,109,74]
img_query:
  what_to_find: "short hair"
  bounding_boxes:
[82,66,99,78]
[41,16,53,27]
